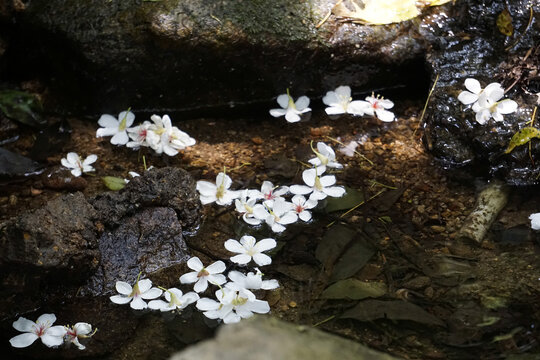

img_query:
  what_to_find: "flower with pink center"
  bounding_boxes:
[251,181,289,207]
[9,313,66,348]
[64,322,96,350]
[126,121,151,149]
[291,194,318,222]
[359,93,395,122]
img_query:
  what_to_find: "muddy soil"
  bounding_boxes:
[0,96,539,359]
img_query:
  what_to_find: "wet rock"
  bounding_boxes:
[40,166,88,192]
[0,146,44,180]
[423,0,540,185]
[90,167,201,232]
[84,207,190,295]
[171,316,399,360]
[10,0,436,111]
[0,192,100,289]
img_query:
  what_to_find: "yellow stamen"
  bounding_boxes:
[118,107,131,131]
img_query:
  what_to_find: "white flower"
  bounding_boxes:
[126,121,151,149]
[235,190,262,226]
[109,278,163,310]
[9,313,66,348]
[529,213,540,230]
[96,110,135,145]
[145,114,196,156]
[148,288,199,312]
[339,140,358,157]
[250,180,289,207]
[322,85,366,116]
[64,322,95,350]
[196,172,240,206]
[196,287,270,324]
[226,269,279,291]
[360,93,395,122]
[61,152,97,177]
[472,86,518,124]
[179,257,227,293]
[290,166,346,200]
[269,90,311,123]
[224,235,276,266]
[457,78,502,108]
[253,198,298,233]
[308,142,343,169]
[291,194,317,222]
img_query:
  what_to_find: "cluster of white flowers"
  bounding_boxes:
[9,313,96,350]
[269,86,396,123]
[457,78,518,125]
[109,235,278,324]
[96,111,196,156]
[196,141,346,233]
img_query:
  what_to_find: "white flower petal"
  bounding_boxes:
[98,114,119,128]
[230,254,253,264]
[284,110,301,123]
[193,278,209,293]
[295,96,310,111]
[247,299,271,314]
[375,109,395,122]
[253,238,277,252]
[130,297,147,310]
[96,127,119,137]
[110,131,129,145]
[36,313,56,326]
[299,211,312,222]
[322,91,339,106]
[289,185,313,195]
[9,333,38,348]
[196,298,220,311]
[137,279,153,293]
[41,333,65,348]
[464,78,482,94]
[324,186,346,198]
[179,271,199,284]
[276,94,289,109]
[261,279,280,290]
[252,253,272,266]
[457,91,478,105]
[239,235,256,248]
[224,239,246,254]
[12,317,36,333]
[141,287,162,300]
[269,108,287,118]
[187,257,204,271]
[110,295,132,304]
[206,260,226,274]
[496,99,518,114]
[207,274,227,286]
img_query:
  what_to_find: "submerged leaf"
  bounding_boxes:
[341,299,445,327]
[0,90,45,128]
[325,186,364,213]
[315,224,356,270]
[321,278,386,300]
[329,237,375,282]
[496,9,514,37]
[504,127,540,154]
[102,176,127,191]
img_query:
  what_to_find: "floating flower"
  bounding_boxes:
[253,198,298,233]
[224,235,277,266]
[472,86,518,124]
[339,140,359,157]
[196,288,270,324]
[196,172,240,206]
[148,288,200,312]
[235,190,262,226]
[109,277,162,310]
[64,322,96,350]
[290,166,346,200]
[322,85,366,116]
[530,213,540,230]
[226,269,279,291]
[9,313,66,348]
[250,181,289,207]
[361,93,395,122]
[457,78,502,108]
[308,142,343,169]
[291,194,317,222]
[179,257,227,293]
[61,152,97,177]
[96,110,135,145]
[269,89,311,123]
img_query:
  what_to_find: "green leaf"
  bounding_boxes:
[505,127,540,154]
[0,90,45,128]
[325,187,364,213]
[329,238,375,283]
[102,176,127,191]
[341,299,445,327]
[496,8,514,37]
[321,279,387,300]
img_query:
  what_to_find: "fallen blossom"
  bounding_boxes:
[96,110,135,145]
[196,172,240,206]
[179,257,227,293]
[269,89,311,123]
[61,152,97,177]
[9,313,66,348]
[148,288,199,312]
[109,277,162,310]
[224,235,276,266]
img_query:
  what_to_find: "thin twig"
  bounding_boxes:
[312,315,336,327]
[326,189,385,228]
[324,135,374,165]
[413,73,439,137]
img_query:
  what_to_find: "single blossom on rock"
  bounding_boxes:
[196,172,239,206]
[308,142,343,169]
[96,110,135,145]
[196,288,270,324]
[529,213,540,230]
[61,152,97,177]
[148,288,200,312]
[179,257,227,293]
[64,322,95,350]
[253,198,298,233]
[322,85,366,116]
[472,86,518,124]
[224,235,277,266]
[457,78,502,108]
[226,269,279,291]
[291,194,318,222]
[269,89,311,123]
[110,278,162,310]
[9,313,67,348]
[360,93,395,122]
[290,166,346,200]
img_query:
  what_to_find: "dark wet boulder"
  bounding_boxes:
[0,147,44,180]
[90,167,202,231]
[423,0,540,185]
[8,0,440,112]
[0,192,100,283]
